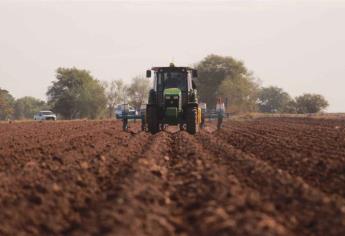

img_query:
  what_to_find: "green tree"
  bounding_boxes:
[218,75,259,113]
[295,93,329,114]
[47,68,107,119]
[258,86,293,113]
[284,100,298,114]
[102,79,128,118]
[127,76,151,110]
[196,54,252,107]
[0,88,15,120]
[14,96,48,119]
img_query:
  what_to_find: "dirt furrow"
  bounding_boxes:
[1,119,345,235]
[196,131,345,236]
[0,121,123,164]
[264,117,345,128]
[0,127,150,235]
[222,120,345,154]
[167,131,290,236]
[71,131,177,236]
[218,120,345,197]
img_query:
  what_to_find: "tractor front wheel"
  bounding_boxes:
[147,105,159,134]
[186,106,199,134]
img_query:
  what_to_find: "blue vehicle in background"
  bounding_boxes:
[116,104,146,131]
[115,104,138,119]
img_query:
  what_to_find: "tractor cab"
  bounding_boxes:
[146,64,201,134]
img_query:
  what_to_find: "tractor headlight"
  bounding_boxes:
[173,96,179,99]
[165,96,171,99]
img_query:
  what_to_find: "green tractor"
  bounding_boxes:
[145,64,201,134]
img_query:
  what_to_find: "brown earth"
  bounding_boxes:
[0,118,345,236]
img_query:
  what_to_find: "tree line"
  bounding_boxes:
[0,54,329,120]
[197,55,328,114]
[0,68,150,120]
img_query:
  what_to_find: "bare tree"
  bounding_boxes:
[127,76,151,110]
[102,79,128,118]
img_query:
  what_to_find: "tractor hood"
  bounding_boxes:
[163,88,181,97]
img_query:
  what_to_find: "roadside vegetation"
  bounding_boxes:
[0,54,329,120]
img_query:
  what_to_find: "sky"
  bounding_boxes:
[0,0,344,112]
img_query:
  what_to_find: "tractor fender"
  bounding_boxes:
[197,107,202,124]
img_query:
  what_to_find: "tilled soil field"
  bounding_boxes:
[0,117,345,236]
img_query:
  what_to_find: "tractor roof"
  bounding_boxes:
[151,66,195,73]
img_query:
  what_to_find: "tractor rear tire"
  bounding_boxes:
[186,107,199,134]
[147,105,159,134]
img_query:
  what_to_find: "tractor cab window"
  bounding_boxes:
[157,72,187,91]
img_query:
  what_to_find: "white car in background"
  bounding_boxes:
[34,111,57,121]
